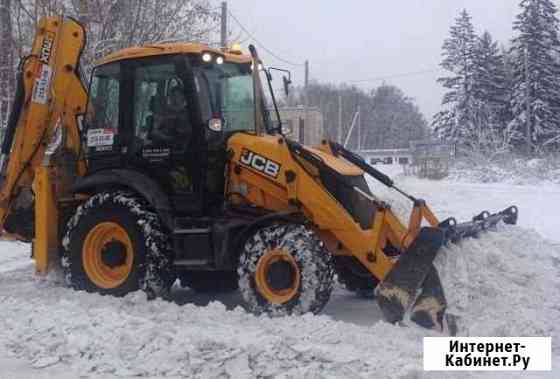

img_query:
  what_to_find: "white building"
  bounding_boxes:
[356,148,413,166]
[277,106,324,145]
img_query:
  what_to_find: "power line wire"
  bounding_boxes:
[227,10,443,83]
[228,10,304,67]
[238,33,252,44]
[348,68,442,83]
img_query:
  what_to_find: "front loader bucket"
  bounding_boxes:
[376,206,518,334]
[410,265,454,333]
[376,227,445,327]
[330,142,519,334]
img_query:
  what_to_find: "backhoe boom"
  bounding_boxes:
[0,16,87,272]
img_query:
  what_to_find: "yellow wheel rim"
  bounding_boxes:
[255,249,300,304]
[82,222,134,289]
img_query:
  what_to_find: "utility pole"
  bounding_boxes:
[525,46,531,156]
[343,109,360,148]
[78,0,89,25]
[357,105,361,151]
[304,60,309,144]
[304,60,309,87]
[338,94,342,144]
[220,2,228,48]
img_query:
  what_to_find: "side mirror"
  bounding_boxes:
[269,67,292,97]
[283,76,292,97]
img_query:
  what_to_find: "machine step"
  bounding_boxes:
[173,228,211,234]
[173,259,210,266]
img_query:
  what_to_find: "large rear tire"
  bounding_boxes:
[238,224,334,316]
[62,192,175,298]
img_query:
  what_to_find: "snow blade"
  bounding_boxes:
[375,227,445,327]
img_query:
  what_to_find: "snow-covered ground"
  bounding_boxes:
[1,170,559,378]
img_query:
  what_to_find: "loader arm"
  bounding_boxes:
[226,133,518,333]
[0,16,87,266]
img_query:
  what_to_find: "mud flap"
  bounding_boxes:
[375,227,445,327]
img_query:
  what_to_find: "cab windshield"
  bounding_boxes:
[193,61,255,133]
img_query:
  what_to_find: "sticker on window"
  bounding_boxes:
[87,128,115,147]
[31,64,52,105]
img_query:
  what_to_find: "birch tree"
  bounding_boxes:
[10,0,219,73]
[0,0,15,130]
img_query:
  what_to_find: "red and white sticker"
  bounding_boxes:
[87,128,115,147]
[31,64,52,105]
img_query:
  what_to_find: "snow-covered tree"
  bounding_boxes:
[510,0,560,153]
[9,0,219,73]
[433,9,480,144]
[454,31,518,156]
[472,32,510,127]
[1,0,219,129]
[366,85,428,149]
[0,0,15,130]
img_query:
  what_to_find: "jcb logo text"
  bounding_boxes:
[240,149,281,178]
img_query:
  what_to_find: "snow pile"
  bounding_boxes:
[1,224,558,378]
[1,174,560,378]
[0,266,424,378]
[436,226,560,340]
[0,240,33,273]
[449,156,560,185]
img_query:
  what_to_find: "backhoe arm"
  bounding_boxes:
[0,16,87,239]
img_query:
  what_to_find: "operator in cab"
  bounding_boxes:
[152,84,191,147]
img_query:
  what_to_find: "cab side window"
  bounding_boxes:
[133,61,192,152]
[86,63,120,147]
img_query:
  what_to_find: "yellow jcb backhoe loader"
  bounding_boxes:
[0,16,518,333]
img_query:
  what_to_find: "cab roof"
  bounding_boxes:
[96,42,252,66]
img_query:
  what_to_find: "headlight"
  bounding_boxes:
[202,53,212,63]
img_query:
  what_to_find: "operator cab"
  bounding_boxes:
[84,44,256,215]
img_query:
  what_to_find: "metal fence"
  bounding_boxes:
[406,140,456,179]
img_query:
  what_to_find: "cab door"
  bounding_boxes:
[127,56,204,215]
[85,62,125,169]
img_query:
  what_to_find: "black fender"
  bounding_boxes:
[70,169,173,229]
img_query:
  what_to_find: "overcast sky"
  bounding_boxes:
[224,0,559,120]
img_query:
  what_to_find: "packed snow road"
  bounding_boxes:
[1,173,559,378]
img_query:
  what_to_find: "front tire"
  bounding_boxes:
[238,224,334,316]
[62,191,174,298]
